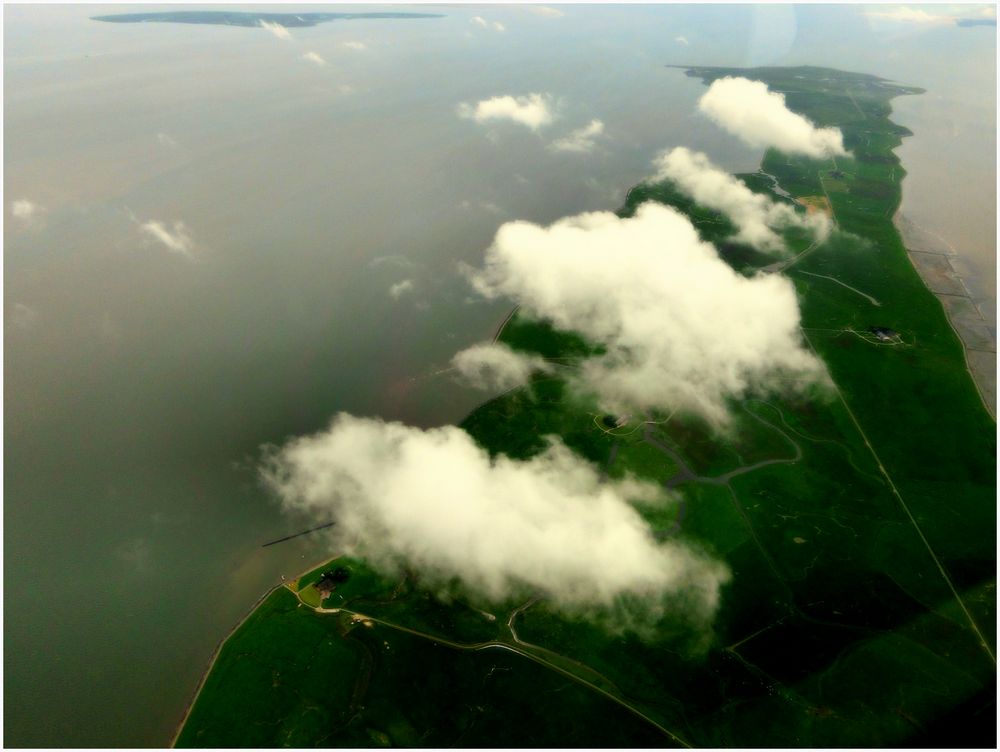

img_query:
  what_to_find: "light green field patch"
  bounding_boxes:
[298,584,322,609]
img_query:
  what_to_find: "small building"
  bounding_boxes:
[602,414,631,429]
[829,169,845,179]
[869,326,899,342]
[315,576,337,599]
[315,567,350,599]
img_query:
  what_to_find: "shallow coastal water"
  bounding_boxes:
[771,4,997,410]
[4,4,995,746]
[889,33,997,413]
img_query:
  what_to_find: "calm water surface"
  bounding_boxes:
[4,4,994,746]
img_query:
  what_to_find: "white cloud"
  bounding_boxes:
[549,119,605,154]
[699,76,849,159]
[389,279,415,299]
[527,5,565,17]
[10,199,42,224]
[468,202,828,427]
[139,220,195,259]
[458,93,555,131]
[863,6,956,24]
[259,19,292,40]
[653,147,831,253]
[262,414,729,627]
[342,40,367,51]
[301,51,327,66]
[460,200,505,214]
[470,16,506,32]
[156,132,178,148]
[369,254,414,270]
[675,35,690,45]
[116,537,153,573]
[461,199,505,215]
[9,303,39,331]
[452,342,553,392]
[338,84,355,95]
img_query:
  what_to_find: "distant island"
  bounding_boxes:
[91,11,444,28]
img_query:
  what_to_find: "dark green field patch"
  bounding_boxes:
[176,588,364,748]
[497,312,599,360]
[179,588,679,747]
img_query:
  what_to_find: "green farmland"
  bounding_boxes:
[176,66,995,747]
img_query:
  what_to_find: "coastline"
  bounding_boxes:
[492,304,520,344]
[169,555,334,747]
[893,210,997,419]
[169,582,282,747]
[886,76,996,420]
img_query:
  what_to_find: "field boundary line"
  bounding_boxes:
[802,331,996,665]
[170,582,283,747]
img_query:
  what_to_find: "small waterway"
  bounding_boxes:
[757,169,793,199]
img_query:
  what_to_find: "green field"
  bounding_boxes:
[176,66,995,747]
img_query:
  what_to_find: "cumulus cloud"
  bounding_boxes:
[342,40,367,50]
[675,35,690,45]
[458,93,555,130]
[470,16,507,32]
[452,342,553,392]
[301,51,327,66]
[468,202,827,427]
[389,279,415,299]
[653,147,831,253]
[549,119,606,154]
[8,302,39,331]
[10,199,42,224]
[369,254,414,270]
[527,5,565,17]
[139,220,195,259]
[462,199,505,215]
[262,414,729,626]
[699,77,849,159]
[259,19,292,40]
[863,6,956,24]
